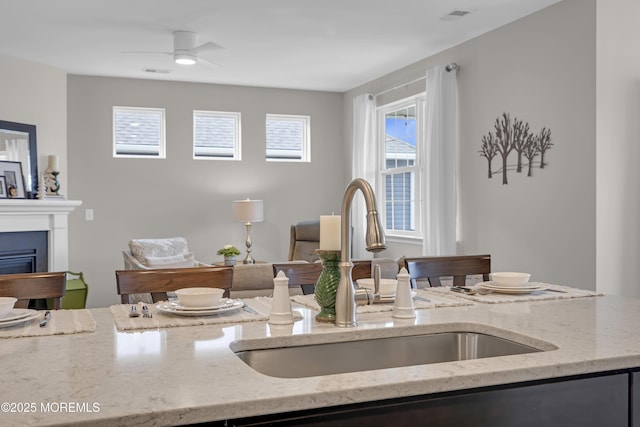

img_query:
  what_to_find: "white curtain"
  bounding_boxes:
[4,138,31,189]
[3,138,29,164]
[351,93,377,259]
[422,65,459,255]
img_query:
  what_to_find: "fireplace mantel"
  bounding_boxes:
[0,199,82,272]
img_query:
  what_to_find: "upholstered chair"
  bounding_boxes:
[288,220,321,262]
[122,237,211,303]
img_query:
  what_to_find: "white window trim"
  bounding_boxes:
[193,110,242,161]
[113,106,166,159]
[265,113,311,162]
[377,94,425,240]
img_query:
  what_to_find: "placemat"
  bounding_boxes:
[427,283,603,304]
[0,309,96,339]
[290,288,473,314]
[110,298,302,331]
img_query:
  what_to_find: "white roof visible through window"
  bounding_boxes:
[113,107,165,158]
[193,111,241,160]
[266,114,309,162]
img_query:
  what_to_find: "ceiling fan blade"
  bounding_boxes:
[193,41,224,53]
[121,50,172,56]
[198,57,221,69]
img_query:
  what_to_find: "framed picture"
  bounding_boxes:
[0,161,26,199]
[0,120,38,198]
[0,176,6,199]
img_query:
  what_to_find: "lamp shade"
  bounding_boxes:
[233,199,264,223]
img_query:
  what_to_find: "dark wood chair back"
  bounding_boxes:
[0,271,67,309]
[272,262,324,295]
[404,255,491,288]
[351,260,373,282]
[115,266,233,304]
[273,260,379,295]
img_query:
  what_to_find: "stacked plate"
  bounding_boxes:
[477,281,545,294]
[0,309,40,328]
[155,298,245,317]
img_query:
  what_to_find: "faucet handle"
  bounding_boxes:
[355,287,374,306]
[373,264,381,295]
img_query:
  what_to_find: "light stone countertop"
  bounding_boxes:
[1,295,639,426]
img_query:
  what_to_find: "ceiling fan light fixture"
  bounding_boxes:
[174,53,196,65]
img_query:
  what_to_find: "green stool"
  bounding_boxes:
[47,271,88,309]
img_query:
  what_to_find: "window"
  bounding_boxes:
[265,114,310,162]
[377,96,424,238]
[193,110,241,160]
[113,106,165,158]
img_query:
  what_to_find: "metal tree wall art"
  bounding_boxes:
[479,113,553,185]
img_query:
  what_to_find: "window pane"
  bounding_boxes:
[384,171,415,232]
[384,105,416,170]
[266,114,310,162]
[113,107,165,157]
[194,111,241,160]
[385,174,392,229]
[378,97,422,237]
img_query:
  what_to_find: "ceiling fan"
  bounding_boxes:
[122,31,223,67]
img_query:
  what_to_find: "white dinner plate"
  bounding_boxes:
[167,298,236,311]
[0,308,33,323]
[478,282,545,294]
[480,281,542,291]
[0,310,40,329]
[156,300,245,316]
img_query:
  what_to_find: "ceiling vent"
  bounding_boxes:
[143,68,170,74]
[447,10,471,17]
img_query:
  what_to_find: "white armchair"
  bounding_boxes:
[122,237,211,303]
[123,237,211,270]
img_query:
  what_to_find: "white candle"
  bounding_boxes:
[320,215,341,250]
[47,155,59,172]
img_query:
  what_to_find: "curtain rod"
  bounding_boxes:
[370,63,458,99]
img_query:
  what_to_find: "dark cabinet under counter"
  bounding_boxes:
[634,371,640,427]
[226,371,629,427]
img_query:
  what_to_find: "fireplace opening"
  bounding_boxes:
[0,231,49,308]
[0,231,48,274]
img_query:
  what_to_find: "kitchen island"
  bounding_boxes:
[1,293,639,426]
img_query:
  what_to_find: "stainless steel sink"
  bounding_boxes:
[234,331,545,378]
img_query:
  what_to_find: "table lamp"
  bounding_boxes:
[232,198,264,264]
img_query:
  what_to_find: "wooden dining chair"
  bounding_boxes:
[404,255,491,288]
[272,260,382,295]
[0,271,67,309]
[115,266,234,304]
[272,262,324,295]
[351,260,373,282]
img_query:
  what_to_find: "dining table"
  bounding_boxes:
[1,286,639,426]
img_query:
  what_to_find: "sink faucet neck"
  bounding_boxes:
[335,178,386,328]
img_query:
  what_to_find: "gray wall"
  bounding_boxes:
[344,0,597,290]
[67,76,345,307]
[0,54,67,183]
[596,0,640,297]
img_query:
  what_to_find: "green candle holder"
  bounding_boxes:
[314,250,341,323]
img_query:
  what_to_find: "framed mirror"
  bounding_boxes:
[0,120,38,199]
